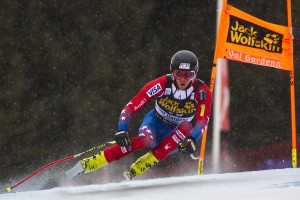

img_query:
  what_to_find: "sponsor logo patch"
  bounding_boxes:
[179,63,190,69]
[120,146,127,153]
[172,135,180,143]
[200,104,205,117]
[158,96,196,114]
[134,98,147,111]
[146,83,162,97]
[164,143,172,150]
[199,89,207,101]
[165,88,171,95]
[175,129,186,140]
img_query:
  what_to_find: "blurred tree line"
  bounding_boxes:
[0,0,299,190]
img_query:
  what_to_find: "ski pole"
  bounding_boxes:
[6,141,116,192]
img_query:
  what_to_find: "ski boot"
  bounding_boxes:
[123,151,159,180]
[65,151,108,180]
[81,151,108,173]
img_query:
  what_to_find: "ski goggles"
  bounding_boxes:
[172,69,196,81]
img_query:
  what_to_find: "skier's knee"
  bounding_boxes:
[138,133,155,147]
[131,133,154,149]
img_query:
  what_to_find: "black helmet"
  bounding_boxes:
[170,50,199,73]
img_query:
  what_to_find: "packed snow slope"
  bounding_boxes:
[1,168,300,200]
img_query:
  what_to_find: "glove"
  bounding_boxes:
[178,136,196,155]
[115,131,131,148]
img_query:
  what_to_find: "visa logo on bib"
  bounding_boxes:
[146,83,162,97]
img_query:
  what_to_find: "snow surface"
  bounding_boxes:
[1,168,300,200]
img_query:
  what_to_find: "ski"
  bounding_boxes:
[65,161,85,180]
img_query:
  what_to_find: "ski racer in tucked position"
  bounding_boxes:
[66,50,212,180]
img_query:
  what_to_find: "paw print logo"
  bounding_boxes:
[184,102,195,110]
[264,34,280,45]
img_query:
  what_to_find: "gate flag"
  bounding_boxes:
[199,0,296,174]
[214,4,293,71]
[211,1,296,169]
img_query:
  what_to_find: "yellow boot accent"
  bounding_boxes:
[130,151,159,177]
[81,151,108,173]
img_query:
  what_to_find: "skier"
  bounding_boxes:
[66,50,212,180]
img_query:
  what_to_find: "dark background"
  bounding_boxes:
[0,0,299,192]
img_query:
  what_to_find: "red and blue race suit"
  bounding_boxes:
[104,74,212,162]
